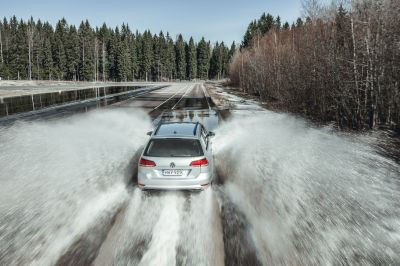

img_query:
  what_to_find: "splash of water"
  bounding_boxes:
[0,109,151,265]
[94,189,224,266]
[139,193,182,266]
[214,110,400,265]
[176,189,224,266]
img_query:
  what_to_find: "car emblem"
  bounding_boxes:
[170,162,175,168]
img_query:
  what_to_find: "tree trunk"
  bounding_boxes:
[82,40,85,81]
[94,39,97,82]
[0,28,3,63]
[102,41,105,82]
[28,39,32,80]
[366,24,375,129]
[36,52,40,80]
[27,26,34,80]
[350,17,360,125]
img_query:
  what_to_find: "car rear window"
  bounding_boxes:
[144,138,203,157]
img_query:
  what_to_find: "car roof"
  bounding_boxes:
[152,122,201,139]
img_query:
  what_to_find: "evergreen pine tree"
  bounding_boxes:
[115,23,131,81]
[164,32,175,80]
[187,37,197,80]
[242,20,257,48]
[98,23,109,81]
[175,34,186,80]
[42,36,53,80]
[221,42,230,78]
[7,17,18,79]
[296,18,304,27]
[156,31,166,81]
[197,37,210,80]
[0,18,10,79]
[107,29,118,80]
[16,19,29,80]
[258,13,274,34]
[152,33,161,81]
[65,25,80,80]
[140,30,153,81]
[275,16,281,30]
[209,42,219,79]
[283,22,290,30]
[78,20,94,81]
[53,18,68,80]
[130,32,138,81]
[229,41,236,58]
[134,31,142,80]
[31,19,43,80]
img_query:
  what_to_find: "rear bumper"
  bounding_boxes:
[138,172,211,191]
[139,183,210,190]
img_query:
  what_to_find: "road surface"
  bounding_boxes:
[0,82,399,265]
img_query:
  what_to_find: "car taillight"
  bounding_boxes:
[190,158,209,167]
[139,158,156,167]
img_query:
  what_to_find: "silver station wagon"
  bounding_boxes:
[138,122,215,190]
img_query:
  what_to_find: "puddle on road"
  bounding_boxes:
[155,109,219,132]
[0,86,159,126]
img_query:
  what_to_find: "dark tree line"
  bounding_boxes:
[0,16,235,82]
[230,0,400,130]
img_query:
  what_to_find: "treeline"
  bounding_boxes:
[0,16,236,82]
[230,0,400,130]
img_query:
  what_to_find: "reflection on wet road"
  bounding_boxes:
[0,85,167,126]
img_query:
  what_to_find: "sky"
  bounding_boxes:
[1,0,302,44]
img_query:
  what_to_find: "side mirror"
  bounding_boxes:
[146,131,153,136]
[207,131,215,137]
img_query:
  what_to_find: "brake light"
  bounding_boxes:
[139,158,156,167]
[190,158,209,167]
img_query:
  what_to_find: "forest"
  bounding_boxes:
[0,17,235,82]
[230,0,400,130]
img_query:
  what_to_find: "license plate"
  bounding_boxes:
[162,169,183,176]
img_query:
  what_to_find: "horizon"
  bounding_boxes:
[1,0,302,44]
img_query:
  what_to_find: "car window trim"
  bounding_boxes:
[144,138,204,157]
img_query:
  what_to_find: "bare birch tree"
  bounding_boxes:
[230,0,400,129]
